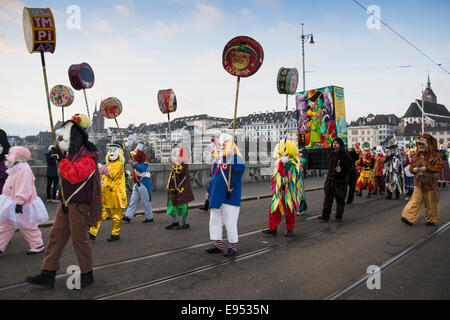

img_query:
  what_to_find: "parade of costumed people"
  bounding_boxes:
[123,144,153,223]
[319,137,352,222]
[401,134,443,226]
[384,138,405,200]
[263,140,303,237]
[165,143,195,230]
[437,144,449,187]
[0,129,11,194]
[89,142,127,242]
[206,134,245,257]
[403,147,417,197]
[356,142,375,198]
[26,114,102,289]
[373,146,386,195]
[0,147,49,258]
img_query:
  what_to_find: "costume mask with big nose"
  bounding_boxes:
[108,146,119,161]
[55,122,74,153]
[416,138,429,153]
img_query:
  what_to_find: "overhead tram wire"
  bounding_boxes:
[305,62,450,73]
[352,0,450,75]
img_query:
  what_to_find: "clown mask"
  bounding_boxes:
[55,121,73,153]
[108,146,120,161]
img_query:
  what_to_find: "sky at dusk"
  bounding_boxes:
[0,0,449,137]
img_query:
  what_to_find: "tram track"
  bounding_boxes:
[0,191,436,300]
[324,220,450,300]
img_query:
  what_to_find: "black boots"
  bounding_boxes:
[25,270,56,289]
[165,222,179,229]
[25,270,94,289]
[262,228,277,236]
[401,217,413,226]
[122,216,131,224]
[80,271,94,289]
[107,235,120,242]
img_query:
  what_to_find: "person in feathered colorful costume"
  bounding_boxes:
[205,134,245,257]
[89,142,127,242]
[384,138,405,200]
[0,146,48,257]
[401,134,443,226]
[263,140,303,237]
[373,146,385,195]
[356,142,375,198]
[26,114,101,289]
[123,144,153,223]
[165,143,194,230]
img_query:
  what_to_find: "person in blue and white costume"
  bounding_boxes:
[123,144,153,223]
[205,134,245,258]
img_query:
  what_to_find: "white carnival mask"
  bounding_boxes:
[108,146,120,161]
[55,121,73,153]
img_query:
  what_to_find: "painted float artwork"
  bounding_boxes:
[296,85,347,149]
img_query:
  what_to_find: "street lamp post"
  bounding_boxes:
[301,23,314,92]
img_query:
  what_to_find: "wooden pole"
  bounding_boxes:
[113,117,132,161]
[228,76,241,195]
[40,52,67,207]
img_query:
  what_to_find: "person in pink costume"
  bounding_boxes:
[0,146,49,257]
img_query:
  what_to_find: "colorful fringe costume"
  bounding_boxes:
[267,140,303,235]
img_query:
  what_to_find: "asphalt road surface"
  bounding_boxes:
[0,184,449,301]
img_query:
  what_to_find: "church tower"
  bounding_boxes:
[423,74,437,103]
[92,101,104,133]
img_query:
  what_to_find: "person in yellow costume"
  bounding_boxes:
[89,142,127,242]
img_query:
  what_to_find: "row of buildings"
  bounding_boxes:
[8,76,449,164]
[347,76,450,150]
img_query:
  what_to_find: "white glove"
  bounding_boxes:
[282,156,289,164]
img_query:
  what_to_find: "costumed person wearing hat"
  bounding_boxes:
[403,147,416,197]
[437,144,449,187]
[0,129,11,195]
[205,134,245,257]
[26,114,102,289]
[165,143,194,230]
[384,138,405,200]
[263,140,303,237]
[0,146,48,258]
[319,137,352,222]
[356,142,375,198]
[123,144,153,223]
[89,142,127,242]
[401,134,443,226]
[373,146,385,196]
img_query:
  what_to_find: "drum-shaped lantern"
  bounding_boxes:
[100,97,122,119]
[276,68,299,95]
[68,63,95,90]
[157,89,177,114]
[50,85,74,107]
[222,36,264,78]
[23,7,56,54]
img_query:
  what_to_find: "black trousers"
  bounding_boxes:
[322,180,347,219]
[46,176,59,200]
[346,175,357,204]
